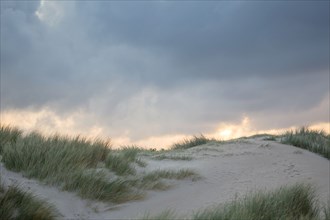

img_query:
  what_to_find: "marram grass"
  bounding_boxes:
[193,183,318,220]
[141,169,200,182]
[143,183,321,220]
[0,182,59,220]
[0,127,138,203]
[171,134,219,150]
[0,125,22,154]
[131,169,201,190]
[106,153,137,176]
[281,127,330,159]
[105,146,147,176]
[0,126,199,204]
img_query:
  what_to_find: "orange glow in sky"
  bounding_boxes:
[1,108,328,149]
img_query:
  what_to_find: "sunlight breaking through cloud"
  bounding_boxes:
[1,108,328,149]
[0,108,104,139]
[214,117,252,140]
[1,1,328,149]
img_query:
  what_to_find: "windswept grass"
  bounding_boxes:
[194,183,318,220]
[281,127,330,159]
[120,146,142,160]
[2,132,109,175]
[248,133,272,139]
[142,169,200,182]
[106,154,136,176]
[133,169,200,190]
[152,154,193,161]
[106,146,146,176]
[0,125,22,154]
[144,183,320,220]
[171,134,218,150]
[120,146,147,167]
[1,127,200,203]
[0,183,59,219]
[62,171,141,202]
[0,130,139,203]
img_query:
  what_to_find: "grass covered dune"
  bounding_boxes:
[281,127,330,159]
[0,125,199,204]
[0,182,59,220]
[0,125,329,219]
[144,183,328,220]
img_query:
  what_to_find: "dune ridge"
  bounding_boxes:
[0,126,329,219]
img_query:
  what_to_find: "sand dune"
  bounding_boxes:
[1,137,329,219]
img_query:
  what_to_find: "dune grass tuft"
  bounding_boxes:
[105,146,147,176]
[0,183,59,220]
[120,146,142,160]
[62,170,141,202]
[106,153,136,176]
[171,134,218,150]
[1,127,201,204]
[130,169,201,190]
[248,133,272,139]
[141,169,200,190]
[281,127,330,159]
[152,154,193,161]
[193,183,318,220]
[0,130,140,203]
[120,146,147,167]
[2,132,110,174]
[143,183,319,220]
[0,125,22,154]
[142,169,200,182]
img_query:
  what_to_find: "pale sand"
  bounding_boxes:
[1,138,329,219]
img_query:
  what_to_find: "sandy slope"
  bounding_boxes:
[1,138,329,219]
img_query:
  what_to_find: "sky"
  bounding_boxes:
[1,0,329,148]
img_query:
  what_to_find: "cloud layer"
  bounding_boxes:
[1,1,329,146]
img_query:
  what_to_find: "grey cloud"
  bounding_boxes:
[1,1,329,139]
[77,1,329,80]
[83,72,328,140]
[1,1,39,15]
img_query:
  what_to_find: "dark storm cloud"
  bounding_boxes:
[1,1,329,138]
